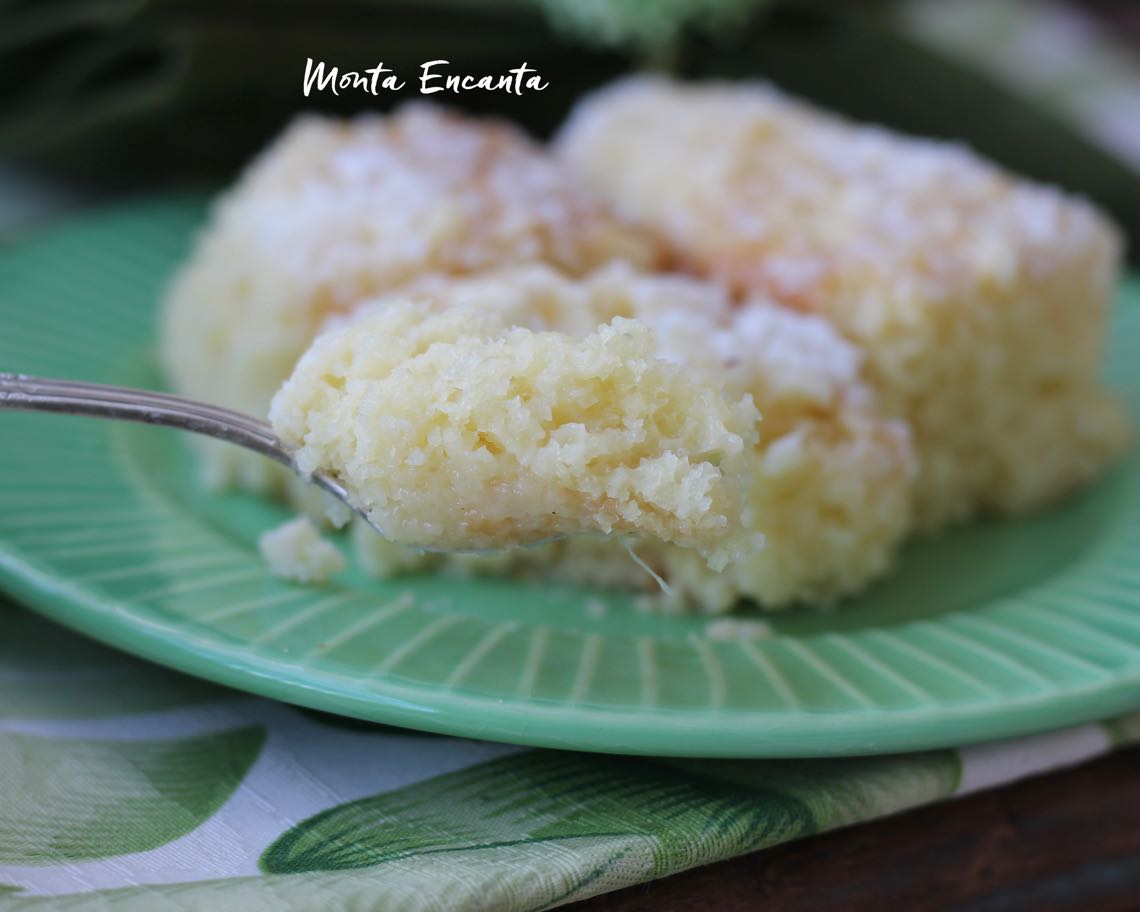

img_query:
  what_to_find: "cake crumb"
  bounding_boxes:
[704,617,773,641]
[259,517,347,584]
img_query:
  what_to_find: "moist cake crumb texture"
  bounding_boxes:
[286,267,915,612]
[270,287,763,569]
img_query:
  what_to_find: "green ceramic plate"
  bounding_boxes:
[2,196,1139,757]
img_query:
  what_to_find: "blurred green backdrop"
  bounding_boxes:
[1,0,1138,247]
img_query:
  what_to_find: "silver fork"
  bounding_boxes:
[0,372,359,524]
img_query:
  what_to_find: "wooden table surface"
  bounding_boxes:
[569,748,1140,912]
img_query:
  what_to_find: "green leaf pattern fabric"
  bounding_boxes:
[260,751,820,875]
[0,728,265,865]
[1,597,1136,910]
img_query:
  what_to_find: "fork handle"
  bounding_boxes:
[0,372,289,466]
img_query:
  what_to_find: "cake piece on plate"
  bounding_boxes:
[269,295,763,569]
[557,76,1130,530]
[161,104,662,489]
[272,265,915,613]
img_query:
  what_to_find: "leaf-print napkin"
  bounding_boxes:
[1,596,1137,911]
